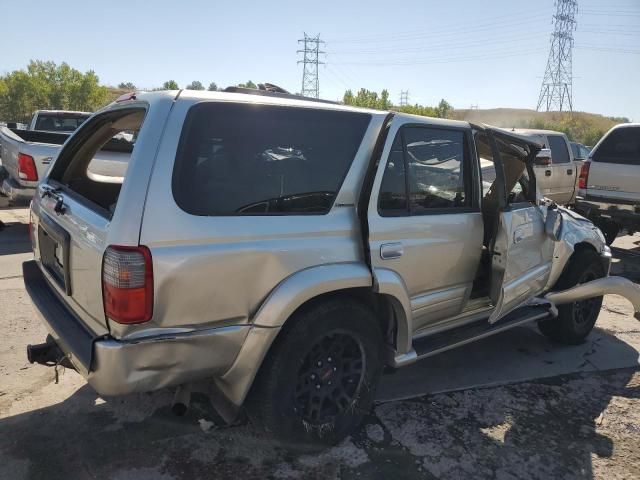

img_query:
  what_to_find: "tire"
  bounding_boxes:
[538,249,605,345]
[597,220,620,246]
[247,298,383,446]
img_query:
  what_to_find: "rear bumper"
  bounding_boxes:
[1,177,35,203]
[575,196,640,225]
[23,260,251,396]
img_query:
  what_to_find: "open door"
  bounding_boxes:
[480,128,556,323]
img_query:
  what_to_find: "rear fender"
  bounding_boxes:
[215,262,415,406]
[215,262,373,405]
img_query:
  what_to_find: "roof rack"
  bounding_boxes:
[223,83,342,105]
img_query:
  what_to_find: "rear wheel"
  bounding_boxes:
[538,249,605,344]
[247,298,383,446]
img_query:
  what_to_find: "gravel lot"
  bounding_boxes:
[1,207,639,479]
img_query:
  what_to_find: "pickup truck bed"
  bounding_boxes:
[0,128,68,203]
[0,127,131,204]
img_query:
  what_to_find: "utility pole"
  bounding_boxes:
[297,33,325,98]
[536,0,578,112]
[399,90,409,107]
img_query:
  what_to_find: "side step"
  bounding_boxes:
[412,304,554,360]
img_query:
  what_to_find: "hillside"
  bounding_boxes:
[450,108,624,145]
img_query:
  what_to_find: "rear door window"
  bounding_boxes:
[593,127,640,165]
[172,103,371,215]
[547,135,570,163]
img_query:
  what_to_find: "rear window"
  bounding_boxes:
[34,113,89,132]
[547,135,570,163]
[172,103,371,215]
[48,107,143,216]
[593,127,640,165]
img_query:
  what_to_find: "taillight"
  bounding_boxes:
[102,246,153,324]
[18,153,38,181]
[578,162,590,189]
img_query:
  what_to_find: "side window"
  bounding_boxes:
[378,126,470,216]
[172,103,371,215]
[593,127,640,165]
[404,127,468,212]
[477,132,535,207]
[378,134,408,215]
[547,135,570,163]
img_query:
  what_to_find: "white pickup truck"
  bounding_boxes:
[0,111,92,204]
[0,126,130,205]
[575,123,640,244]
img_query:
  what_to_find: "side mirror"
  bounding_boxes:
[535,148,552,166]
[545,204,563,241]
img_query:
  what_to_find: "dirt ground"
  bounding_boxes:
[0,208,639,479]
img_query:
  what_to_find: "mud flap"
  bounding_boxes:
[545,276,640,320]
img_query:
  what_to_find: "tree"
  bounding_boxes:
[162,80,179,90]
[238,80,257,89]
[0,60,109,122]
[118,82,136,90]
[434,99,453,118]
[186,80,205,90]
[208,82,218,91]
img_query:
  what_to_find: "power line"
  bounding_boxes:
[537,0,578,112]
[297,33,325,98]
[326,9,552,43]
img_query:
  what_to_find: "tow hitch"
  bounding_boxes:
[26,335,75,369]
[545,276,640,320]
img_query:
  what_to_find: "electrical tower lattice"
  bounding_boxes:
[297,33,325,98]
[536,0,578,112]
[399,90,409,107]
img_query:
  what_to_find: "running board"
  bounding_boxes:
[411,304,554,361]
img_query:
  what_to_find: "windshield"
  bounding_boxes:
[34,113,90,132]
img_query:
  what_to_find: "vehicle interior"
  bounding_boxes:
[48,108,142,216]
[470,129,538,301]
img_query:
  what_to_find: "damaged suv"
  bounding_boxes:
[24,89,640,444]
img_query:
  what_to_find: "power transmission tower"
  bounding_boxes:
[536,0,578,112]
[399,90,409,106]
[297,33,325,98]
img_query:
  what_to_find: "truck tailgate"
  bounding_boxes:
[587,161,640,201]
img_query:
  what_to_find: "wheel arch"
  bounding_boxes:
[214,263,411,406]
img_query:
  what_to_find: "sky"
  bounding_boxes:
[3,0,639,120]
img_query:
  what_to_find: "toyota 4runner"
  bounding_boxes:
[23,89,640,444]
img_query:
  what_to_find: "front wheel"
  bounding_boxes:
[538,249,605,344]
[247,298,384,446]
[596,219,620,246]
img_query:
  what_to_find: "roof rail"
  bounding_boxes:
[223,83,342,105]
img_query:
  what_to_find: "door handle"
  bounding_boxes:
[566,169,573,175]
[513,228,526,244]
[380,242,403,259]
[545,170,552,177]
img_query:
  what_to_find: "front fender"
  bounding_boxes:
[544,208,607,290]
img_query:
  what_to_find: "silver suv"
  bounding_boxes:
[23,89,640,444]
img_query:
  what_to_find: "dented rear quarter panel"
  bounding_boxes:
[123,94,387,340]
